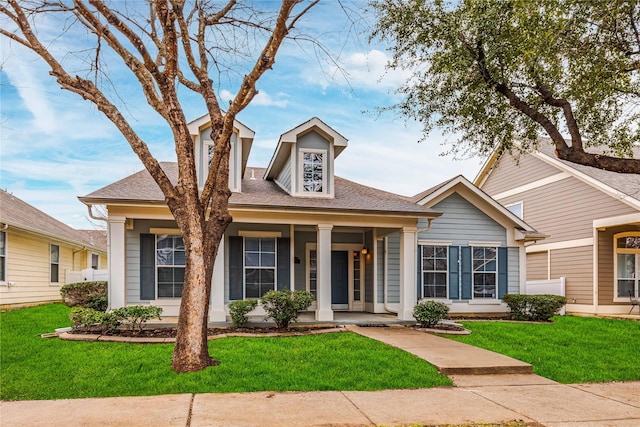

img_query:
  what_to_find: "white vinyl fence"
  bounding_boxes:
[66,268,108,284]
[525,277,566,315]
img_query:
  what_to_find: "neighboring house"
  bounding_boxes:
[79,116,542,321]
[475,142,640,315]
[0,190,108,308]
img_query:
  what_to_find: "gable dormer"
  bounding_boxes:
[264,117,348,198]
[189,114,255,193]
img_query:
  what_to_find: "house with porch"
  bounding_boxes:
[475,141,640,315]
[79,116,543,321]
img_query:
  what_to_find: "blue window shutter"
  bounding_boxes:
[277,238,290,291]
[228,236,243,300]
[461,246,472,300]
[416,245,422,299]
[140,234,155,300]
[498,247,508,298]
[448,246,460,300]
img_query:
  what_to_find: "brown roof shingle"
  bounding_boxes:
[0,190,105,250]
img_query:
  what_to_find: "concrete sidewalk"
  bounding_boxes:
[3,380,639,426]
[3,325,639,426]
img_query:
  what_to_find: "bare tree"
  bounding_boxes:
[0,0,318,372]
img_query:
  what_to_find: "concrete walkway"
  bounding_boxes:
[3,325,640,426]
[348,325,533,375]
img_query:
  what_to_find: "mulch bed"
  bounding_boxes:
[69,325,341,338]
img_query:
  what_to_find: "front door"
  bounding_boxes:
[331,251,349,309]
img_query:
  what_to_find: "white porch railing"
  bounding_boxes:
[65,268,108,284]
[525,277,566,315]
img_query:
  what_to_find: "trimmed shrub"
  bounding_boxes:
[413,300,449,328]
[112,305,163,332]
[60,281,108,311]
[260,290,314,329]
[502,294,567,321]
[229,299,258,327]
[69,307,122,334]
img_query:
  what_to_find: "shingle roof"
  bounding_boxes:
[80,163,440,217]
[408,176,460,203]
[535,141,640,203]
[0,190,106,250]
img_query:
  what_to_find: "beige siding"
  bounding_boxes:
[550,246,593,304]
[481,152,560,195]
[498,176,636,244]
[597,225,636,306]
[0,229,77,306]
[526,251,548,281]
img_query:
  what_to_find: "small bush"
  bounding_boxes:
[260,290,314,329]
[112,305,163,332]
[502,294,567,321]
[413,300,449,328]
[60,281,108,311]
[69,307,122,334]
[229,299,258,327]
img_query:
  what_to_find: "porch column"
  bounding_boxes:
[209,237,226,322]
[316,224,333,321]
[399,226,417,321]
[108,216,126,310]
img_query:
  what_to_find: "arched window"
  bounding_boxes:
[614,232,640,300]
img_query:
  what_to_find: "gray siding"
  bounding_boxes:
[293,231,315,292]
[419,193,507,245]
[364,230,374,304]
[126,219,179,305]
[507,247,520,294]
[275,156,292,193]
[481,152,559,195]
[498,176,636,244]
[386,232,400,304]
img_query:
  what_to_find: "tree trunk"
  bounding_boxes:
[169,197,226,373]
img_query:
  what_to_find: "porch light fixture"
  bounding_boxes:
[361,247,368,255]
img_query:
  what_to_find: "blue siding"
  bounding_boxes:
[275,156,292,193]
[418,193,507,245]
[508,247,520,294]
[386,232,400,304]
[364,230,374,304]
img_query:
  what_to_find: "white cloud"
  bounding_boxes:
[220,89,289,107]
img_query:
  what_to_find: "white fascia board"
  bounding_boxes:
[593,212,640,228]
[187,114,255,140]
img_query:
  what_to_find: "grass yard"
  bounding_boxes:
[0,304,451,400]
[449,316,640,384]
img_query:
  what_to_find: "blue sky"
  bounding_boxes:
[0,1,482,229]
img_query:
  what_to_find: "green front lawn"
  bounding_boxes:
[0,304,451,400]
[449,316,640,384]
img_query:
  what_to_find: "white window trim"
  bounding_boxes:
[297,148,328,197]
[469,241,502,247]
[89,252,100,270]
[420,245,449,300]
[238,231,282,238]
[418,240,452,246]
[156,234,185,299]
[0,230,6,284]
[243,236,277,299]
[50,243,60,285]
[613,231,640,302]
[471,246,498,300]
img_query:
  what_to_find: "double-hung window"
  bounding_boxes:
[50,244,60,283]
[422,246,448,298]
[472,246,497,298]
[615,233,640,299]
[91,253,99,270]
[244,237,276,298]
[0,231,6,282]
[157,234,185,298]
